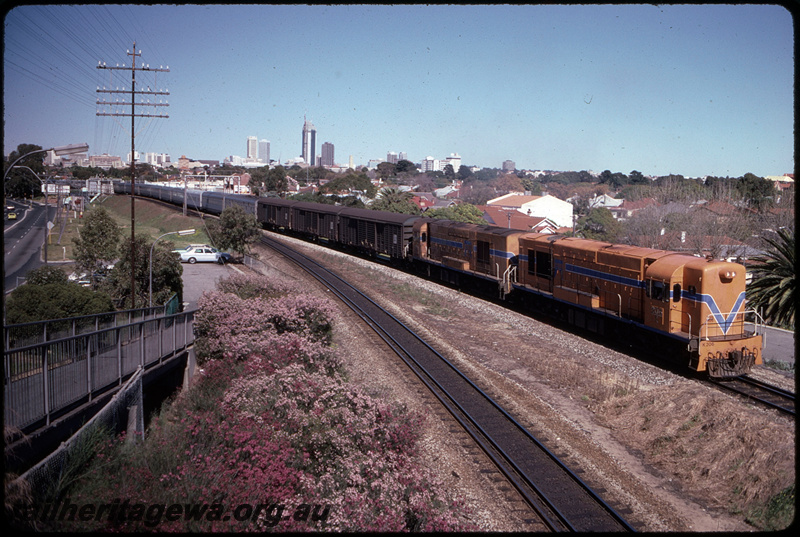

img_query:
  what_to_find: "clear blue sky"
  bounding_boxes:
[3,4,794,177]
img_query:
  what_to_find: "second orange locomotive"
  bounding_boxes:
[414,218,763,378]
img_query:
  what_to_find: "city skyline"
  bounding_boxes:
[3,4,794,177]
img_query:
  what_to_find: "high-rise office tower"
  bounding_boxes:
[247,136,258,160]
[259,139,270,163]
[301,118,316,166]
[321,142,335,167]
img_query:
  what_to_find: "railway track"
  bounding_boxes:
[709,375,795,416]
[260,234,635,532]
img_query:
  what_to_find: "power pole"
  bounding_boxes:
[96,42,169,309]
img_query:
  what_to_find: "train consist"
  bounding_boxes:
[116,181,764,378]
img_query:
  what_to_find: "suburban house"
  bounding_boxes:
[587,193,624,209]
[765,174,794,193]
[608,198,658,221]
[486,193,573,228]
[412,193,457,211]
[481,205,561,233]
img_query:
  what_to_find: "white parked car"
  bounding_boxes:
[174,244,230,264]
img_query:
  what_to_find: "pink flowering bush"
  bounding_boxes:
[222,363,472,531]
[51,273,476,532]
[194,286,335,364]
[214,271,299,299]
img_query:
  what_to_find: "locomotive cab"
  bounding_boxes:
[412,219,432,259]
[645,255,762,377]
[683,258,763,377]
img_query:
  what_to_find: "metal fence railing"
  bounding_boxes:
[4,305,171,351]
[4,309,195,431]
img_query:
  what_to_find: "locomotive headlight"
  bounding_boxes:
[719,269,736,282]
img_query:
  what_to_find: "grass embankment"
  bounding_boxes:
[45,195,215,264]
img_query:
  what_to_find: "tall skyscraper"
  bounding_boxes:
[259,139,270,163]
[301,118,316,166]
[247,136,258,160]
[321,142,335,167]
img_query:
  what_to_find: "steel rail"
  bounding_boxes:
[710,376,795,416]
[260,234,635,532]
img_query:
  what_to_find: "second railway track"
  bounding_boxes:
[709,375,795,416]
[260,234,635,532]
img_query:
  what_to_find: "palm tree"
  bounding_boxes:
[746,227,795,329]
[371,187,419,214]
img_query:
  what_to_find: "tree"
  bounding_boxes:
[575,207,622,242]
[24,265,69,286]
[319,172,376,197]
[6,278,115,324]
[736,173,774,210]
[265,165,288,194]
[395,159,417,174]
[72,206,122,287]
[149,242,185,307]
[375,161,396,180]
[442,164,455,182]
[207,205,262,258]
[491,173,523,194]
[4,144,45,199]
[746,227,795,329]
[629,170,648,185]
[102,235,183,309]
[370,187,420,214]
[459,183,496,205]
[426,203,486,224]
[457,165,473,181]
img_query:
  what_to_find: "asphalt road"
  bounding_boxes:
[180,259,242,311]
[3,202,55,293]
[762,325,795,366]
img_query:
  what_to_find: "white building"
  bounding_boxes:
[445,153,461,171]
[422,156,440,172]
[486,193,574,229]
[143,152,171,167]
[259,139,270,163]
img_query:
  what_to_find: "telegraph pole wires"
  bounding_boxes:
[96,41,169,309]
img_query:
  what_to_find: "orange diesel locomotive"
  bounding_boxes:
[414,219,763,378]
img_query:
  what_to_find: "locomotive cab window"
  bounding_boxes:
[648,280,667,302]
[533,250,552,279]
[477,241,490,265]
[672,283,681,303]
[420,232,427,243]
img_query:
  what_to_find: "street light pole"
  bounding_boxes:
[3,143,89,182]
[149,228,195,308]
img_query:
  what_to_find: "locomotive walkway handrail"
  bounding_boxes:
[700,308,764,341]
[4,309,195,432]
